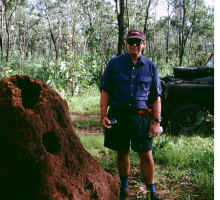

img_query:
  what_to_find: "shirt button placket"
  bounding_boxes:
[130,66,135,98]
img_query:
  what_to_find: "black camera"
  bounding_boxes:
[107,118,118,126]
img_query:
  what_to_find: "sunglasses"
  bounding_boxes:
[127,39,142,46]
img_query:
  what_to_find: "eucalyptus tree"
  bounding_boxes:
[16,4,29,73]
[77,0,117,85]
[29,0,70,60]
[0,2,3,53]
[170,0,212,65]
[0,0,26,62]
[24,3,45,57]
[187,4,214,64]
[123,0,159,60]
[165,0,172,63]
[143,0,152,35]
[0,0,213,93]
[114,0,125,55]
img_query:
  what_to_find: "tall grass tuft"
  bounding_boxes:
[153,134,214,199]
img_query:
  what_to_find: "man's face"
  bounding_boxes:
[126,38,146,57]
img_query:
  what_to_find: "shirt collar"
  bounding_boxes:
[126,53,145,67]
[139,55,146,65]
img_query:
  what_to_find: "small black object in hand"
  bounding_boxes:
[108,118,118,126]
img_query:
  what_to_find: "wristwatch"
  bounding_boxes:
[154,118,161,123]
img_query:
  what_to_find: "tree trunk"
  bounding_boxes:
[179,0,184,65]
[115,0,125,55]
[166,1,171,63]
[2,1,10,63]
[48,20,58,60]
[0,34,2,52]
[125,0,129,30]
[143,0,152,35]
[0,3,3,54]
[44,0,59,60]
[188,34,193,64]
[2,0,18,63]
[179,0,197,65]
[18,17,29,74]
[5,21,10,63]
[99,10,105,76]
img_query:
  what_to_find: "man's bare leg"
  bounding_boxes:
[117,150,130,200]
[139,150,160,200]
[139,150,155,184]
[117,150,130,177]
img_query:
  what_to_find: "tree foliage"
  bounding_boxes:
[0,0,214,96]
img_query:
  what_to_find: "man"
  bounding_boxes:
[100,30,162,200]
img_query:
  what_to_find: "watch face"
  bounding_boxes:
[154,118,161,123]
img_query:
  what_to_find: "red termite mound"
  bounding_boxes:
[0,75,119,200]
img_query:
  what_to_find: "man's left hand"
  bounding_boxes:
[149,122,161,137]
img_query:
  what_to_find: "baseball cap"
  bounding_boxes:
[126,29,145,41]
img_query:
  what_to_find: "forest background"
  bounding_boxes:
[0,1,215,199]
[0,0,214,98]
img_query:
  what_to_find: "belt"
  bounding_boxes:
[137,108,153,120]
[110,106,153,120]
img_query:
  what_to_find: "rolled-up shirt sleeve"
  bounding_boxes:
[100,61,113,93]
[149,64,162,103]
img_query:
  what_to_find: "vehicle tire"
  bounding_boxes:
[170,104,205,135]
[174,66,214,79]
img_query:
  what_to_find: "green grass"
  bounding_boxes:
[153,134,214,199]
[67,87,100,114]
[78,134,118,174]
[79,133,214,200]
[79,135,106,156]
[73,118,101,130]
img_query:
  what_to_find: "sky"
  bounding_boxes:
[204,0,215,7]
[155,0,214,19]
[105,0,215,20]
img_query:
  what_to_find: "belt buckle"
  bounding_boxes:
[138,110,144,115]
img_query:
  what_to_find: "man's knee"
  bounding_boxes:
[118,150,130,160]
[138,151,154,163]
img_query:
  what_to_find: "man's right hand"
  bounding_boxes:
[100,90,111,129]
[101,116,111,129]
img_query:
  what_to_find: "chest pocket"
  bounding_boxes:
[112,74,130,97]
[114,74,130,84]
[136,76,152,99]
